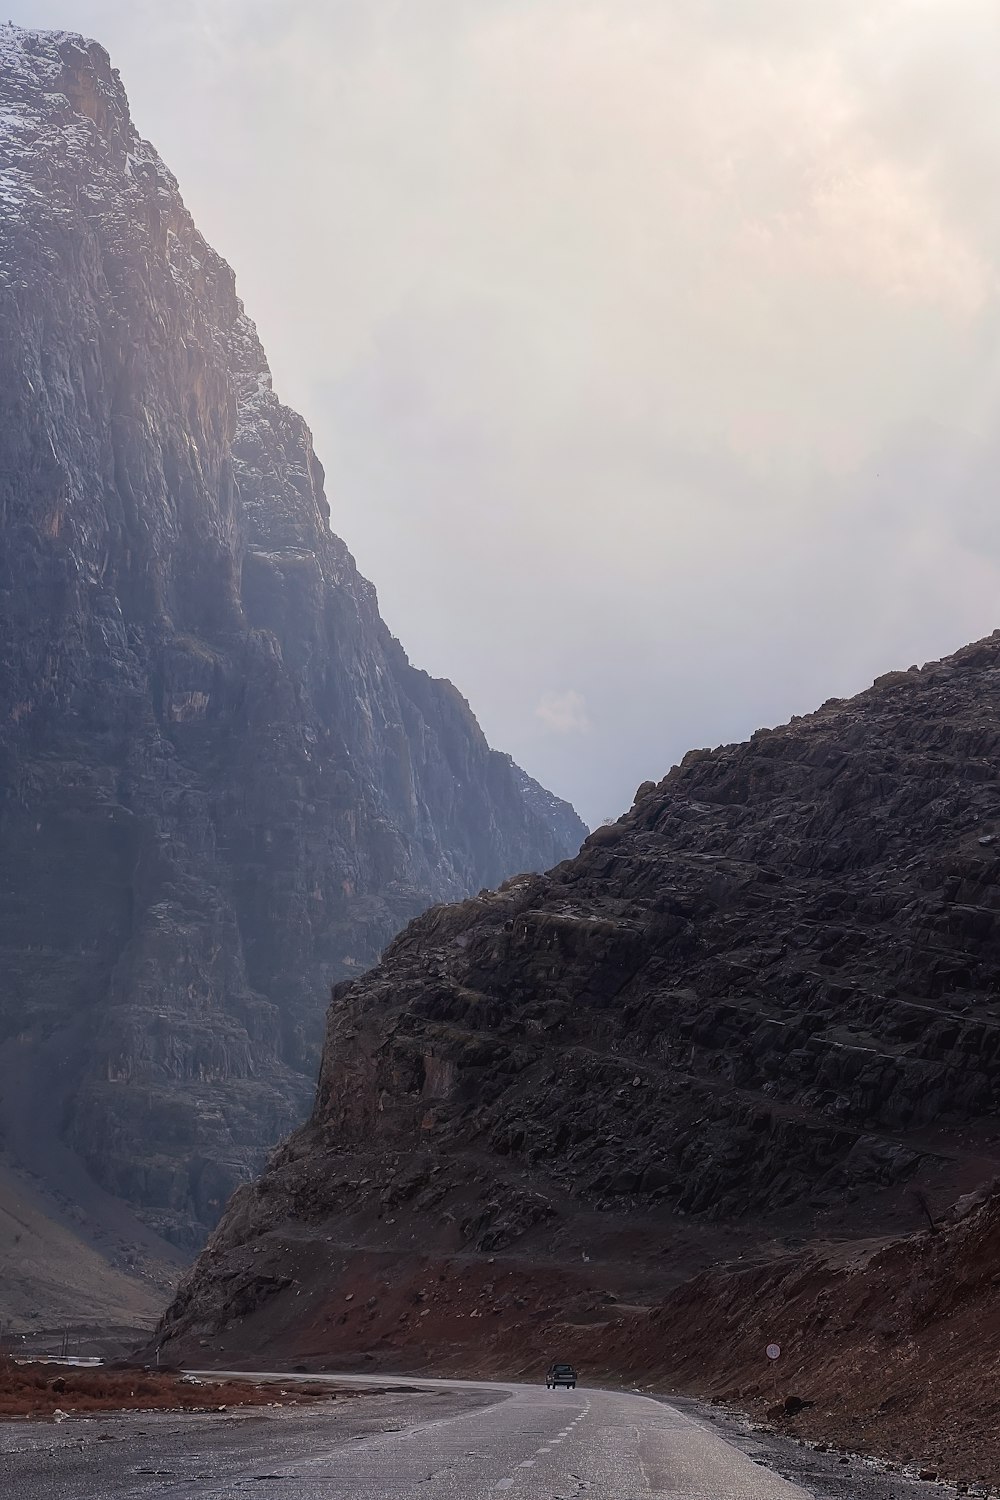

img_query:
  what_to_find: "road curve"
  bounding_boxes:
[2,1370,809,1498]
[230,1372,810,1499]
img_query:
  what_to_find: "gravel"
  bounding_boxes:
[669,1396,984,1500]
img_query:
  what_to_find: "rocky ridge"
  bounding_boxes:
[162,631,1000,1360]
[0,25,584,1258]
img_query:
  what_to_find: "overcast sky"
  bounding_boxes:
[11,1,1000,825]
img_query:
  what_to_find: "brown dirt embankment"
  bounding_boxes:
[572,1188,1000,1488]
[173,1188,1000,1487]
[0,1359,340,1419]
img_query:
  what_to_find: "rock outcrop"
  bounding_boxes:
[0,25,584,1253]
[161,632,1000,1363]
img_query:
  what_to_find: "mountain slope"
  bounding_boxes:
[0,24,585,1259]
[160,631,1000,1363]
[0,1155,176,1337]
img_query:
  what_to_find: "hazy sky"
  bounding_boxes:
[11,2,1000,824]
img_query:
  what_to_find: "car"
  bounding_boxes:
[545,1361,577,1389]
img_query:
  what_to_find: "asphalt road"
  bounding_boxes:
[1,1371,811,1498]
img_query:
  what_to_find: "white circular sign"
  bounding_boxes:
[766,1343,781,1361]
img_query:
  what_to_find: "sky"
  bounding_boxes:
[10,1,1000,826]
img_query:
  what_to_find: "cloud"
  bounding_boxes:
[534,691,591,736]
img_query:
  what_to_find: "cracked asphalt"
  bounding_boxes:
[1,1372,812,1498]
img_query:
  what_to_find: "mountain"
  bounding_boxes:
[0,1152,176,1339]
[0,22,585,1280]
[161,632,1000,1369]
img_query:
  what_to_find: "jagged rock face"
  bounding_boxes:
[161,633,1000,1357]
[0,27,584,1250]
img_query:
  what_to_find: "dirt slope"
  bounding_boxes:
[0,1157,176,1336]
[588,1185,1000,1488]
[159,1190,1000,1486]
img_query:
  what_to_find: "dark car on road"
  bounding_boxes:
[545,1361,578,1389]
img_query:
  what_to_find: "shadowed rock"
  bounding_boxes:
[0,26,585,1253]
[161,631,1000,1357]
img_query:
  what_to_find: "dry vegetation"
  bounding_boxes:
[0,1357,328,1419]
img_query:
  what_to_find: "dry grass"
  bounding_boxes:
[0,1356,327,1418]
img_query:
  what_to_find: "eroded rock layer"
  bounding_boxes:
[162,633,1000,1359]
[0,26,584,1251]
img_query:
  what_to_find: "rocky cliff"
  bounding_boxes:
[0,25,584,1258]
[161,632,1000,1366]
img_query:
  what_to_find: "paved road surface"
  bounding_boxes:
[2,1371,810,1498]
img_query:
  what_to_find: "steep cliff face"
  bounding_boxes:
[0,25,584,1253]
[161,632,1000,1365]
